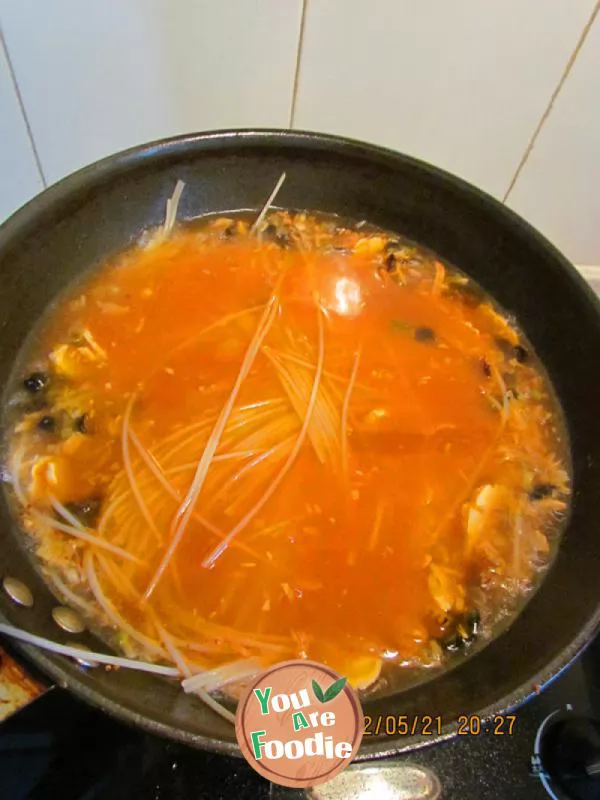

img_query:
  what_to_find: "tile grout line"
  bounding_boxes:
[288,0,309,129]
[502,0,600,204]
[0,24,47,188]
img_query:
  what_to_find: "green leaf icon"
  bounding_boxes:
[323,677,347,702]
[312,676,347,703]
[312,679,325,703]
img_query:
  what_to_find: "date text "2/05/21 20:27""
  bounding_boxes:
[363,714,518,737]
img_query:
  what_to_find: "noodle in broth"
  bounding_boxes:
[3,186,570,712]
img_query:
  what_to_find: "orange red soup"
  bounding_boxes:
[7,211,570,691]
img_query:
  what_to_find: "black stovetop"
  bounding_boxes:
[1,636,600,800]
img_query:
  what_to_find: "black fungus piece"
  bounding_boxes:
[65,497,103,528]
[458,610,481,643]
[496,338,528,364]
[384,252,396,272]
[441,634,464,653]
[37,416,56,433]
[513,344,528,364]
[414,326,436,343]
[263,223,291,248]
[507,388,519,401]
[74,414,88,434]
[441,610,480,651]
[481,358,492,378]
[23,372,49,393]
[222,223,237,238]
[529,483,556,501]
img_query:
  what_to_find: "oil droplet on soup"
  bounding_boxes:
[5,209,570,695]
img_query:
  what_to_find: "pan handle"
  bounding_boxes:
[0,643,48,722]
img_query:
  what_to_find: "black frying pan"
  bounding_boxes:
[1,130,600,759]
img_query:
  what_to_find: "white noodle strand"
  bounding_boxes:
[250,172,287,235]
[202,301,325,568]
[161,179,185,239]
[158,626,236,725]
[0,623,179,677]
[122,396,162,542]
[85,552,168,659]
[31,510,141,564]
[49,495,86,530]
[142,294,280,600]
[182,657,262,693]
[341,346,362,477]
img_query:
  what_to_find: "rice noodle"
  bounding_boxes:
[264,345,339,466]
[122,395,162,542]
[206,436,295,513]
[150,305,265,382]
[46,570,99,618]
[96,495,127,537]
[142,294,281,601]
[163,404,277,466]
[181,657,262,693]
[95,552,139,602]
[150,401,284,469]
[128,428,266,563]
[153,419,215,465]
[0,622,179,677]
[219,412,299,459]
[264,349,326,464]
[158,626,237,725]
[158,625,194,677]
[250,172,286,235]
[189,686,237,724]
[268,346,373,393]
[154,623,212,677]
[218,403,284,444]
[161,179,185,240]
[85,552,168,659]
[49,494,86,530]
[31,509,141,563]
[212,450,259,462]
[341,346,362,477]
[202,300,326,568]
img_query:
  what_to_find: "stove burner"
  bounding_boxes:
[532,705,600,799]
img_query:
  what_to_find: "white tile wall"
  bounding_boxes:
[0,1,599,263]
[506,12,600,266]
[0,34,43,222]
[0,0,303,185]
[293,0,596,201]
